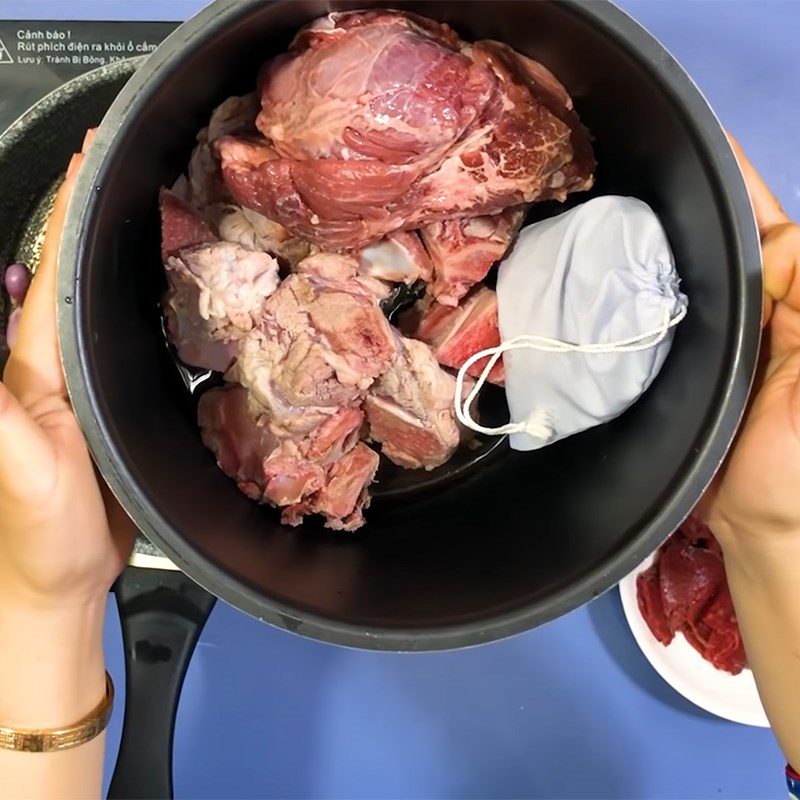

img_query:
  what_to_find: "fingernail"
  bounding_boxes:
[82,128,97,152]
[66,153,83,179]
[6,307,21,351]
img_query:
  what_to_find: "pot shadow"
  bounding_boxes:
[586,591,714,722]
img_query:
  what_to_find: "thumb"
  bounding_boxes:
[727,133,790,237]
[0,381,55,500]
[4,153,83,410]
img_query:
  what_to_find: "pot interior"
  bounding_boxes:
[65,0,757,647]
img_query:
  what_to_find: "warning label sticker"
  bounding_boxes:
[0,21,178,133]
[12,25,166,67]
[0,37,14,65]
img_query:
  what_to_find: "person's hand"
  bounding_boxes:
[699,140,800,771]
[703,138,800,551]
[0,151,135,612]
[0,144,135,734]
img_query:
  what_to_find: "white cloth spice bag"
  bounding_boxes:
[456,196,688,451]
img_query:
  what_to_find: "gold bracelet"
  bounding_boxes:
[0,672,114,752]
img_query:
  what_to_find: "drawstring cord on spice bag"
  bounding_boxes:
[455,306,688,441]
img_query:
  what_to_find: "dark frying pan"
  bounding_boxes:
[0,61,215,799]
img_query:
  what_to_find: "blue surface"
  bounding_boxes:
[6,0,798,796]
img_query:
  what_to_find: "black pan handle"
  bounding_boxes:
[108,566,216,800]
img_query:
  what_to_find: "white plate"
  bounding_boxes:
[618,553,769,727]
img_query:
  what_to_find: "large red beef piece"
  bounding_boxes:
[258,11,483,167]
[636,518,746,675]
[220,10,594,251]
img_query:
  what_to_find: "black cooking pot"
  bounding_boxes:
[59,0,760,653]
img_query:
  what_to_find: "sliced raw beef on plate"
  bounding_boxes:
[636,518,747,675]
